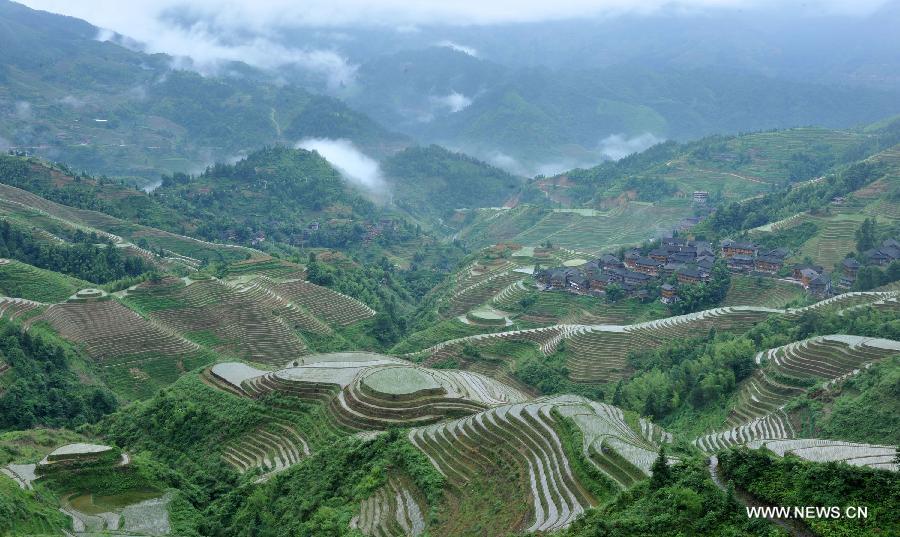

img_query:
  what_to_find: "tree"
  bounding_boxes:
[855,217,877,253]
[649,445,671,489]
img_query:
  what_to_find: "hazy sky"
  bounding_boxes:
[20,0,891,30]
[18,0,894,84]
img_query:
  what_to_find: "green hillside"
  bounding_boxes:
[383,145,524,218]
[0,259,88,303]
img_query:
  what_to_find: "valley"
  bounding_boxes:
[1,1,899,536]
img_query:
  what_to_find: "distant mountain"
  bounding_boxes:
[0,0,408,182]
[347,47,900,172]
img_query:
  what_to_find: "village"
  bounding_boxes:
[536,235,900,305]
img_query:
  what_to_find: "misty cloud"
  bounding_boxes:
[14,102,32,120]
[598,133,663,160]
[296,138,387,194]
[431,92,473,113]
[23,1,890,32]
[436,40,479,57]
[59,95,86,108]
[87,7,358,88]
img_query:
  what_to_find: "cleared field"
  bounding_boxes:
[260,277,375,327]
[0,260,88,303]
[447,271,522,317]
[566,307,778,383]
[723,276,804,309]
[0,296,44,322]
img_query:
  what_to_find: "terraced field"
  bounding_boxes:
[696,334,900,452]
[34,296,212,397]
[786,291,897,318]
[259,277,375,327]
[792,213,865,268]
[125,277,310,365]
[0,296,44,322]
[510,201,690,255]
[222,257,306,279]
[0,259,88,302]
[448,271,522,317]
[221,422,310,479]
[745,438,898,471]
[696,127,863,184]
[209,354,528,432]
[723,276,804,309]
[409,395,671,533]
[0,181,254,266]
[352,475,427,537]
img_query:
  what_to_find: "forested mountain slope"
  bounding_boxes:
[0,0,408,181]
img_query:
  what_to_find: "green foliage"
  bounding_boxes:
[0,220,149,284]
[209,429,444,537]
[855,217,878,253]
[560,457,779,537]
[0,476,70,536]
[752,221,819,250]
[790,356,900,445]
[852,260,900,291]
[719,448,899,536]
[0,321,117,431]
[649,445,672,490]
[515,348,605,400]
[620,333,755,422]
[382,145,522,218]
[668,261,731,314]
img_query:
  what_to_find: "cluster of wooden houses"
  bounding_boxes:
[535,235,850,303]
[839,238,900,289]
[536,237,723,302]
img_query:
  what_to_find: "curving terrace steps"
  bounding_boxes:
[209,354,529,433]
[126,277,308,366]
[0,296,44,322]
[221,422,310,480]
[696,334,900,453]
[260,277,375,326]
[38,299,199,362]
[352,475,427,537]
[408,395,671,533]
[745,438,898,471]
[723,335,900,428]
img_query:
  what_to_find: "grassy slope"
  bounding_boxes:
[0,260,88,302]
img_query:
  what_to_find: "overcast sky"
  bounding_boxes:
[18,0,894,84]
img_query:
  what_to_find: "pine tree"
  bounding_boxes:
[649,444,671,489]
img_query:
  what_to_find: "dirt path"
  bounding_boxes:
[694,167,770,185]
[708,456,814,537]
